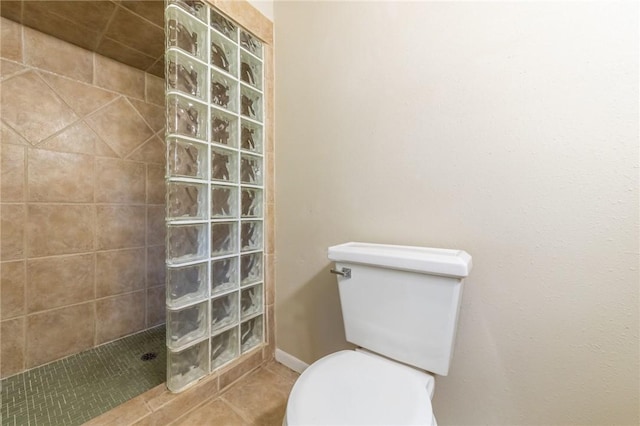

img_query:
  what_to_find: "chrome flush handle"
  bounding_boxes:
[330,267,351,279]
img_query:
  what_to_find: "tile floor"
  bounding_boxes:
[174,362,299,426]
[86,359,300,426]
[1,326,165,426]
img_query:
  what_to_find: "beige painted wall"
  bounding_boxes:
[274,1,639,425]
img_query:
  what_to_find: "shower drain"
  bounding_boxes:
[140,352,157,361]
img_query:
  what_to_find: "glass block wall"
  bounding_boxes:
[164,0,265,393]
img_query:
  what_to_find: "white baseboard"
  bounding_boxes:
[275,348,309,374]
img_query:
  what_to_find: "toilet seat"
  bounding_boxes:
[285,350,436,426]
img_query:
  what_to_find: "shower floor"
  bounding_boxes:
[1,325,165,426]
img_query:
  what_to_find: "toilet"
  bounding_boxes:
[284,242,472,426]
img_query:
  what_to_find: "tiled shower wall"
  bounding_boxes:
[0,17,167,378]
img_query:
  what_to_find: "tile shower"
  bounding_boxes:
[0,2,274,422]
[0,17,166,378]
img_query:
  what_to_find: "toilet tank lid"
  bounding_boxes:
[328,242,472,278]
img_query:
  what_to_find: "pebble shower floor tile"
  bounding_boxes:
[1,326,165,426]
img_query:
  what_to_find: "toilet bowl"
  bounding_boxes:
[284,350,437,426]
[283,242,472,426]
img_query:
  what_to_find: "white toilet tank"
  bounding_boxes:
[328,242,472,376]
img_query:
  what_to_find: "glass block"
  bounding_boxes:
[211,326,239,370]
[240,50,262,90]
[167,301,208,349]
[211,292,239,332]
[241,315,263,353]
[240,120,262,153]
[241,220,262,252]
[211,256,238,295]
[212,185,238,219]
[211,69,238,112]
[241,252,262,286]
[167,49,207,100]
[167,5,208,62]
[211,221,237,256]
[168,0,207,22]
[168,182,208,220]
[211,31,237,75]
[167,262,208,308]
[240,85,262,122]
[167,223,208,263]
[212,146,238,182]
[240,29,262,59]
[240,153,262,185]
[211,109,238,147]
[241,284,263,319]
[167,339,208,392]
[241,188,262,218]
[167,137,207,179]
[167,95,208,141]
[210,8,237,41]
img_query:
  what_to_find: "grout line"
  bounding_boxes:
[219,395,257,424]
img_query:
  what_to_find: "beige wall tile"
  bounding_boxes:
[121,0,164,26]
[128,136,164,165]
[40,72,118,117]
[94,137,119,159]
[96,205,146,250]
[1,122,29,146]
[23,27,93,83]
[27,148,94,202]
[86,98,154,158]
[1,143,25,201]
[0,17,168,376]
[145,74,164,106]
[146,205,166,246]
[0,17,22,62]
[146,164,165,204]
[38,122,101,156]
[96,37,157,72]
[265,254,275,305]
[146,285,165,327]
[96,248,146,298]
[211,0,273,45]
[104,6,163,58]
[21,1,107,51]
[1,260,25,319]
[95,55,145,99]
[27,254,95,313]
[265,203,275,254]
[128,99,165,133]
[95,158,146,204]
[95,291,145,344]
[26,302,95,368]
[1,204,25,260]
[266,304,275,355]
[145,58,164,79]
[1,317,25,378]
[146,245,165,287]
[0,58,26,81]
[0,2,21,22]
[0,71,78,144]
[27,204,94,257]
